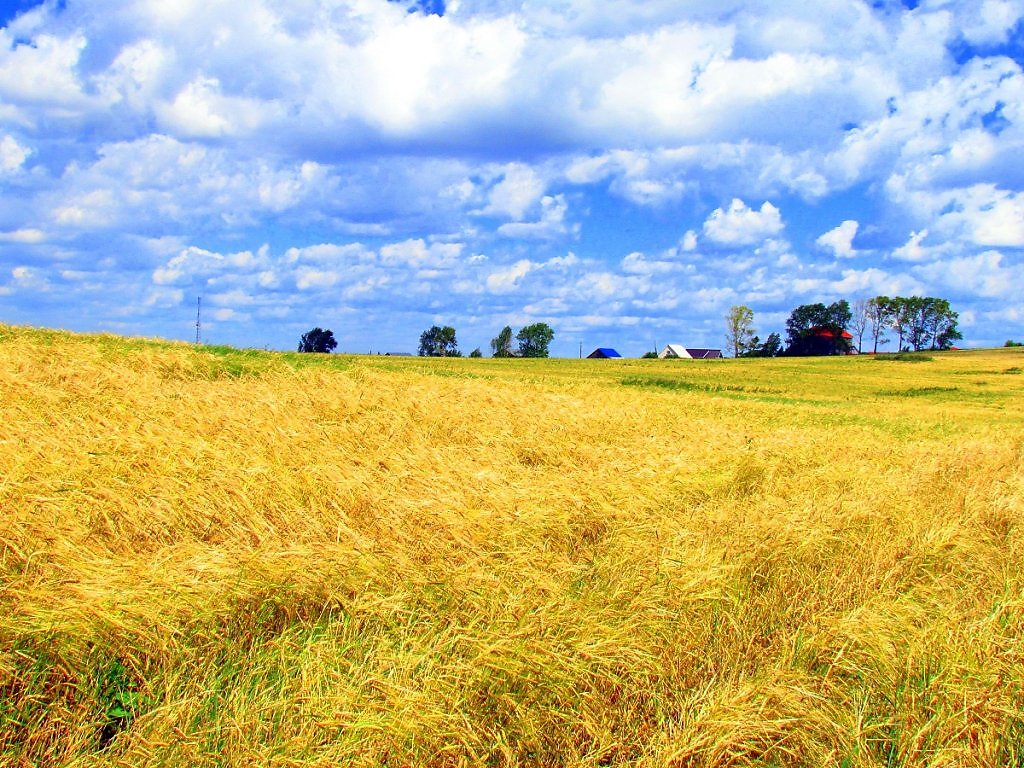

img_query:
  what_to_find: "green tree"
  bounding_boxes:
[418,325,460,357]
[901,296,930,351]
[935,321,963,350]
[761,332,783,357]
[890,296,919,352]
[866,296,895,353]
[725,305,756,358]
[785,302,826,353]
[490,326,514,357]
[516,323,554,358]
[743,332,782,358]
[468,347,483,358]
[922,298,962,350]
[297,327,338,353]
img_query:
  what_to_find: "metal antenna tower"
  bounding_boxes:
[195,296,201,344]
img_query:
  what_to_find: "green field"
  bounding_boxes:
[2,324,1023,766]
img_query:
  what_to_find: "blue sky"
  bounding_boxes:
[1,0,1022,356]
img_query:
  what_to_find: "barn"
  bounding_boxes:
[587,348,622,359]
[686,348,724,359]
[659,344,723,359]
[805,328,856,355]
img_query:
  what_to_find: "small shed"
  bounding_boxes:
[587,348,622,359]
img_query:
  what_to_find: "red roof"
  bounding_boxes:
[813,328,853,339]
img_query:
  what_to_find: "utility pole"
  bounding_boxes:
[195,296,201,344]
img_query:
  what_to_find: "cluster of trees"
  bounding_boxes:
[726,295,962,357]
[490,323,555,358]
[850,296,962,353]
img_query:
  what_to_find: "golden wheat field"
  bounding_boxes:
[1,324,1023,767]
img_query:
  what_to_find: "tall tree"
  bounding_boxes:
[866,296,894,353]
[921,297,962,350]
[298,327,338,353]
[849,298,870,353]
[825,300,853,339]
[934,316,963,350]
[418,325,460,357]
[490,325,514,357]
[725,305,756,358]
[891,297,918,352]
[516,323,554,358]
[905,296,933,351]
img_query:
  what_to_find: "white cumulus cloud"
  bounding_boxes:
[816,220,859,258]
[702,199,784,246]
[486,259,535,293]
[480,163,546,220]
[497,195,574,240]
[0,135,30,173]
[891,229,933,262]
[0,228,46,243]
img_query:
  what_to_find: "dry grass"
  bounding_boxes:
[1,324,1023,767]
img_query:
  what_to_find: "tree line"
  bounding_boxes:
[727,296,962,357]
[419,322,555,358]
[294,323,555,357]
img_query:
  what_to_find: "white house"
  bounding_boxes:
[659,344,691,359]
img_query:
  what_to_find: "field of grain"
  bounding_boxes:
[1,324,1023,767]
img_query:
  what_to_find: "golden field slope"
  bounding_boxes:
[1,324,1023,767]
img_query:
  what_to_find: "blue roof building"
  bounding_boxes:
[587,348,622,359]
